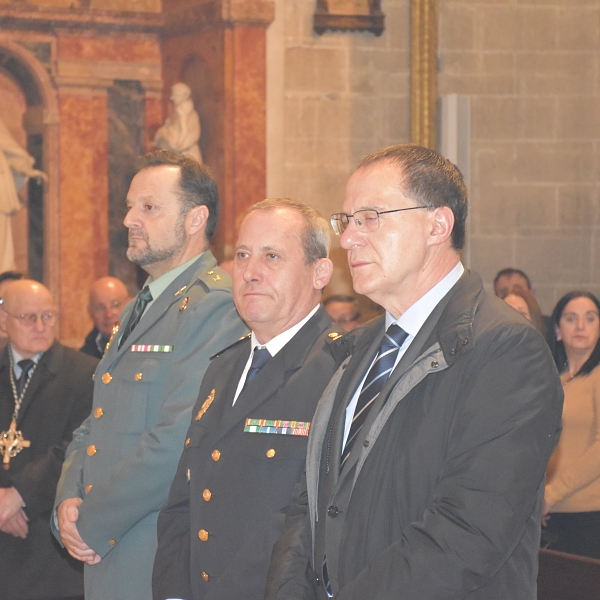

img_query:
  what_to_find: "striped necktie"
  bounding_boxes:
[341,323,408,468]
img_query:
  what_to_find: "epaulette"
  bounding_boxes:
[210,332,251,360]
[197,266,232,292]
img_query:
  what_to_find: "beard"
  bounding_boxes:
[126,217,186,268]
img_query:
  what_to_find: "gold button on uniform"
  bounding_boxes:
[198,529,209,542]
[109,539,117,546]
[101,373,112,384]
[94,408,104,418]
[211,449,220,461]
[85,484,93,494]
[203,489,211,501]
[201,572,209,582]
[266,449,276,458]
[185,438,191,446]
[87,445,97,456]
[135,372,143,381]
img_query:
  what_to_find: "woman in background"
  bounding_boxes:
[543,291,600,558]
[500,285,544,334]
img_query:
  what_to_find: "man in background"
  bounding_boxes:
[53,150,247,600]
[80,277,131,359]
[0,279,97,600]
[323,295,362,332]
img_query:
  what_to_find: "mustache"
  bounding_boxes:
[128,228,148,242]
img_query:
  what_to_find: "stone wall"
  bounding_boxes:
[268,0,600,316]
[267,0,410,298]
[439,0,600,314]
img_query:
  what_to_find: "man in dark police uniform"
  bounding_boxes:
[152,199,343,600]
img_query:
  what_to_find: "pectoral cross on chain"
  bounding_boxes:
[0,418,31,470]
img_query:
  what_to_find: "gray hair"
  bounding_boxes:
[247,198,330,264]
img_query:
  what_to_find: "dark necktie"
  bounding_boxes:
[341,323,408,468]
[16,359,35,396]
[242,347,271,390]
[119,286,153,348]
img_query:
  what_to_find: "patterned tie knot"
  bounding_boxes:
[383,323,408,350]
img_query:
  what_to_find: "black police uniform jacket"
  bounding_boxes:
[152,306,342,600]
[266,271,564,600]
[0,340,97,600]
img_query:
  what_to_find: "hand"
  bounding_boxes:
[0,508,28,538]
[57,498,101,565]
[0,487,24,528]
[541,499,551,527]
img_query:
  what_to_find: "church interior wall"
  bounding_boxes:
[0,0,598,344]
[439,0,600,314]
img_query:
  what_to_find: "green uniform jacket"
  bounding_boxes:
[52,252,248,600]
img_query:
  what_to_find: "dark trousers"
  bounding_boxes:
[543,511,600,559]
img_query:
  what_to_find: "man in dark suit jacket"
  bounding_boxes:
[80,277,131,359]
[266,145,564,600]
[152,199,343,600]
[0,279,97,600]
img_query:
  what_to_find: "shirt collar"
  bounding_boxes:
[10,344,43,369]
[145,252,205,303]
[387,262,465,337]
[250,304,320,357]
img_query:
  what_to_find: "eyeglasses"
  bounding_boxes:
[330,206,428,235]
[4,311,57,327]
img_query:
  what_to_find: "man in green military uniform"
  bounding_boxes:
[52,151,247,600]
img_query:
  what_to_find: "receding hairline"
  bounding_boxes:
[2,279,54,308]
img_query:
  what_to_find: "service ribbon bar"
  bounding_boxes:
[130,344,174,353]
[244,418,311,436]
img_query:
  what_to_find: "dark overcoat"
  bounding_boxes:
[153,306,342,600]
[267,271,564,600]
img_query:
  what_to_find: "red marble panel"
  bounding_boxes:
[160,24,267,252]
[58,93,109,346]
[57,34,161,64]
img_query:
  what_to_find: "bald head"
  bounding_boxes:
[0,280,56,358]
[88,277,131,336]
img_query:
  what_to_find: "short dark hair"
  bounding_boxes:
[358,144,468,251]
[247,198,330,264]
[493,268,532,292]
[552,291,600,377]
[499,285,544,334]
[0,271,24,286]
[136,150,219,242]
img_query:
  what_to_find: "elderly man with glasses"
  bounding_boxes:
[266,144,563,600]
[0,279,97,600]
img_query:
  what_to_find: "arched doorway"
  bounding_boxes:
[0,37,59,291]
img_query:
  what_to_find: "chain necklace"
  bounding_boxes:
[0,344,36,469]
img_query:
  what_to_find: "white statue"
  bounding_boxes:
[0,117,46,272]
[153,83,203,163]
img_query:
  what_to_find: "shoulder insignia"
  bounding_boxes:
[209,332,251,360]
[325,331,343,343]
[198,266,230,292]
[174,286,188,296]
